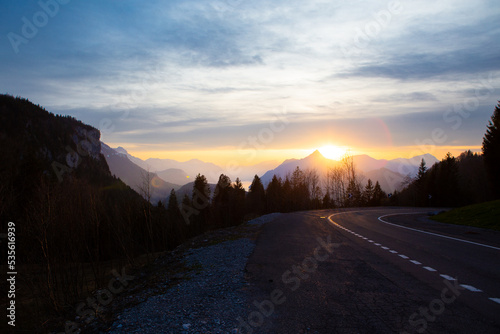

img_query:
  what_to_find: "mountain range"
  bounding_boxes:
[260,150,438,193]
[111,146,277,185]
[103,145,439,199]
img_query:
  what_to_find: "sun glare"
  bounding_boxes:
[318,145,346,161]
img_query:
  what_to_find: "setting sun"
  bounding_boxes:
[318,145,347,161]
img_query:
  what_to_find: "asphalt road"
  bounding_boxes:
[241,207,500,334]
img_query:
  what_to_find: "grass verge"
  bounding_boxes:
[431,200,500,231]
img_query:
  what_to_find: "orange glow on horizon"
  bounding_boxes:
[109,143,482,166]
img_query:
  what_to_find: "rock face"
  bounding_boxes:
[0,94,139,222]
[0,94,109,183]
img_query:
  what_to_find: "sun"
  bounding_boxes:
[318,145,346,161]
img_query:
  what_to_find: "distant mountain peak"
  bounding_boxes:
[309,149,324,158]
[115,146,128,155]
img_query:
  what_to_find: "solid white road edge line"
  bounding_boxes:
[377,214,500,251]
[327,211,495,303]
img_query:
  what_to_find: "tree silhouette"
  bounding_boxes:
[372,181,386,206]
[212,174,232,227]
[415,159,428,205]
[191,174,211,233]
[322,191,334,209]
[247,175,266,215]
[363,179,374,206]
[167,189,185,240]
[417,159,427,181]
[266,175,283,213]
[231,178,246,224]
[482,101,500,198]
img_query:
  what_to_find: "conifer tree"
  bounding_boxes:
[482,101,500,197]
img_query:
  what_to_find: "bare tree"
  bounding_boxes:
[138,167,155,257]
[327,151,361,207]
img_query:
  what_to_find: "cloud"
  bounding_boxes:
[1,0,499,158]
[372,92,438,103]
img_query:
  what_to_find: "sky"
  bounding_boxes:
[1,0,499,166]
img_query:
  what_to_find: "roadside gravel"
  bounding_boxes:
[105,213,281,334]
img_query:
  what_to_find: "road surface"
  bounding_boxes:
[241,207,500,333]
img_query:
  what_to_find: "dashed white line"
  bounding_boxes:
[461,284,482,292]
[327,211,496,306]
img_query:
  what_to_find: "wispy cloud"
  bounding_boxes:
[1,0,499,160]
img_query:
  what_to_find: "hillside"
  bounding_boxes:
[431,200,500,231]
[0,95,195,332]
[0,95,144,223]
[101,143,181,203]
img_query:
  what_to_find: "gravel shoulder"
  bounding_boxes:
[81,213,281,334]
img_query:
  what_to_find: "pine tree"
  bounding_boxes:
[437,153,461,206]
[213,174,232,227]
[231,178,246,224]
[191,174,211,232]
[372,181,386,206]
[266,175,283,213]
[363,179,374,206]
[247,175,266,215]
[415,158,428,205]
[482,101,500,197]
[322,191,333,209]
[417,159,427,181]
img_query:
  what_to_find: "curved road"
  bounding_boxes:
[241,207,500,333]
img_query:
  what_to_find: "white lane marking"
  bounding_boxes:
[374,243,381,246]
[461,284,482,292]
[327,211,495,305]
[378,214,500,251]
[368,240,374,243]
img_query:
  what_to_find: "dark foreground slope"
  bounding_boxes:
[0,95,167,332]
